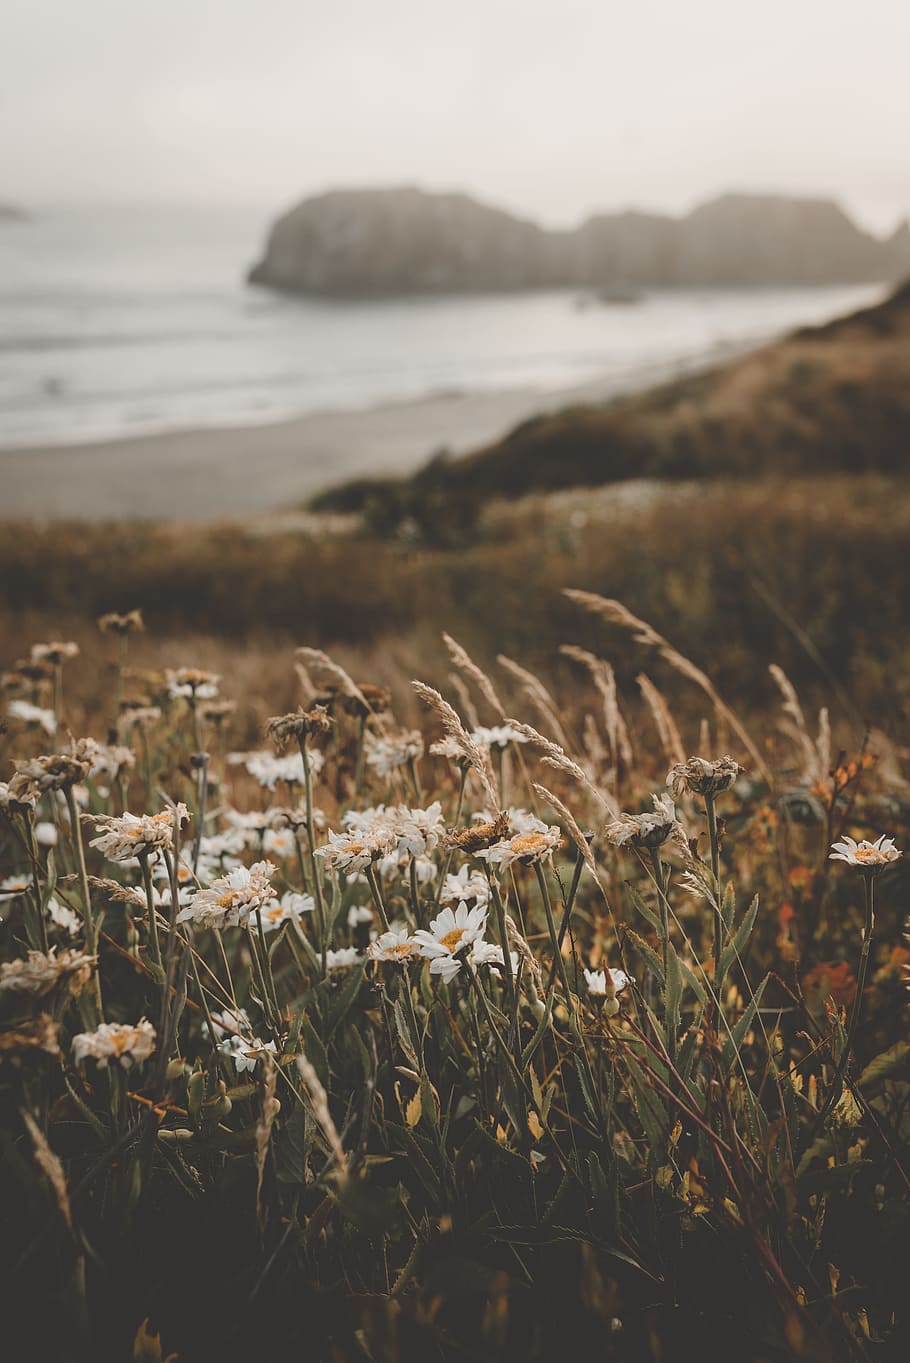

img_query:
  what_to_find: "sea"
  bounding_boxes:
[0,203,887,451]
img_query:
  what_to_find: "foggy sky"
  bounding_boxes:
[4,0,909,231]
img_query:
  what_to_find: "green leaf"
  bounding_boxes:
[721,973,769,1072]
[664,941,683,1041]
[521,997,553,1072]
[859,1042,910,1091]
[326,962,364,1039]
[625,928,665,987]
[297,1015,329,1090]
[678,956,707,1007]
[717,894,760,986]
[627,881,662,934]
[392,998,420,1067]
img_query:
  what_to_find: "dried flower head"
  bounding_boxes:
[97,609,145,636]
[264,705,334,747]
[72,1018,156,1069]
[829,834,902,873]
[667,756,743,799]
[0,948,96,999]
[447,812,511,854]
[604,793,682,850]
[11,739,99,796]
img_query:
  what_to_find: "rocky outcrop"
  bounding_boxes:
[249,187,910,296]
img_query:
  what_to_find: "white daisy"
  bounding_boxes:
[347,904,375,928]
[7,700,56,736]
[829,834,902,870]
[440,865,491,909]
[251,891,315,933]
[90,805,190,862]
[263,826,298,860]
[412,902,488,980]
[477,826,564,869]
[47,896,81,938]
[72,1018,156,1069]
[364,731,424,779]
[584,966,630,1017]
[0,874,31,900]
[367,928,418,963]
[325,947,363,972]
[316,828,396,874]
[176,860,276,930]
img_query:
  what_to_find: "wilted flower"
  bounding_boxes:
[604,793,681,850]
[7,700,56,736]
[90,805,190,862]
[120,704,162,731]
[412,902,488,982]
[367,928,418,963]
[447,812,510,854]
[0,948,95,999]
[829,834,902,872]
[264,705,333,746]
[0,780,36,813]
[72,1018,156,1069]
[477,826,564,869]
[11,739,99,796]
[667,756,743,799]
[97,609,144,635]
[177,860,276,930]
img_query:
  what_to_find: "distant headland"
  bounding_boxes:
[248,186,910,296]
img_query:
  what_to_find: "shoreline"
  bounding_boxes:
[0,343,748,522]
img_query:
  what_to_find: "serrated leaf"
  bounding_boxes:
[627,881,662,934]
[392,998,420,1067]
[721,974,769,1072]
[717,894,760,986]
[625,929,665,987]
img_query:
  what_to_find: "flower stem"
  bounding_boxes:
[65,784,102,1021]
[814,874,876,1131]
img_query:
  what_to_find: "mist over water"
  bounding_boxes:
[0,204,885,450]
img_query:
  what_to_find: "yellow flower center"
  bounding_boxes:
[218,892,238,908]
[439,928,466,952]
[854,847,884,863]
[265,905,284,922]
[111,1032,133,1055]
[388,943,414,959]
[511,833,549,856]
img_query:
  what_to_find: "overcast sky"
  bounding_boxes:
[4,0,909,232]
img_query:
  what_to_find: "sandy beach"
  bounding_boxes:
[0,362,697,522]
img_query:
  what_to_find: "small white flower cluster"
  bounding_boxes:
[366,901,508,985]
[470,724,529,750]
[476,811,564,869]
